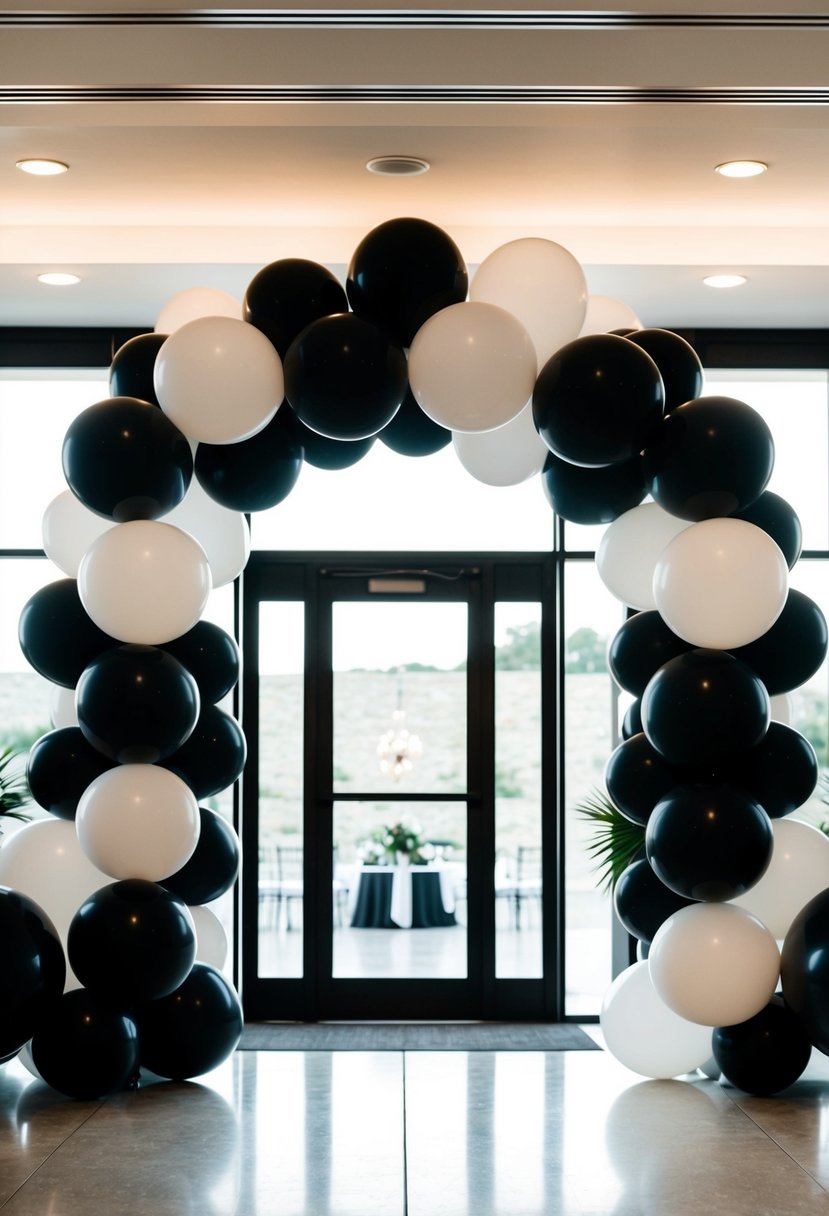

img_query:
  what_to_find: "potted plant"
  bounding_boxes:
[575,788,645,892]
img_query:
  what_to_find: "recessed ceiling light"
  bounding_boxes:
[37,272,81,286]
[366,156,430,176]
[16,158,69,176]
[703,274,747,289]
[715,160,768,178]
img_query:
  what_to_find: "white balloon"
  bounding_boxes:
[452,401,548,486]
[190,904,228,969]
[600,961,712,1079]
[652,518,789,649]
[155,286,241,334]
[649,903,780,1027]
[469,238,587,367]
[596,502,692,610]
[154,316,283,445]
[76,764,200,882]
[78,519,212,644]
[50,682,78,729]
[408,301,537,434]
[579,294,642,336]
[769,693,792,725]
[161,479,250,588]
[730,819,829,940]
[42,490,116,577]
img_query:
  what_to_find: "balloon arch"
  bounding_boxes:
[1,216,828,1099]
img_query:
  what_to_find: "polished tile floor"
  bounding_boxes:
[3,1038,829,1214]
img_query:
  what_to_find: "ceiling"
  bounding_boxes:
[2,2,829,332]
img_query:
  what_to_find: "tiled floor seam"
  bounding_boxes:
[717,1089,829,1199]
[0,1101,106,1211]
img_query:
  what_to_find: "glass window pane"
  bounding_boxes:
[258,601,304,979]
[787,560,829,826]
[495,602,542,978]
[333,800,467,978]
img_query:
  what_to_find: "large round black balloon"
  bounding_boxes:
[624,328,704,413]
[533,334,664,468]
[0,887,65,1057]
[27,726,117,820]
[109,332,167,406]
[621,698,643,740]
[642,648,769,766]
[68,879,196,1007]
[159,703,247,800]
[730,589,828,695]
[378,384,451,456]
[730,490,802,570]
[195,403,303,512]
[608,611,692,697]
[243,258,348,358]
[19,578,116,689]
[76,644,200,763]
[722,722,818,818]
[642,395,774,521]
[160,807,240,906]
[613,857,695,943]
[346,217,468,348]
[288,410,376,469]
[62,396,193,521]
[284,313,407,441]
[713,996,812,1096]
[540,450,647,524]
[162,620,241,705]
[31,989,140,1101]
[781,888,829,1055]
[137,963,243,1080]
[646,783,773,901]
[604,733,685,826]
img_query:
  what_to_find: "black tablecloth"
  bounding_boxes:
[350,868,457,929]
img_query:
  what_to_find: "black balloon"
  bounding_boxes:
[195,403,302,512]
[346,217,468,348]
[642,395,774,520]
[0,887,65,1057]
[730,490,802,570]
[540,450,647,525]
[159,703,247,800]
[109,332,168,406]
[646,783,773,901]
[62,396,193,521]
[604,733,684,826]
[162,620,241,705]
[76,644,200,763]
[19,578,116,689]
[31,989,140,1101]
[608,611,692,697]
[243,258,348,358]
[137,963,243,1080]
[642,648,769,766]
[723,722,818,818]
[288,410,376,469]
[161,807,240,906]
[613,857,695,943]
[713,996,812,1096]
[621,698,643,740]
[284,313,407,441]
[533,334,664,468]
[624,328,704,413]
[68,879,196,1007]
[27,726,117,820]
[782,888,829,1055]
[378,384,451,456]
[730,589,828,695]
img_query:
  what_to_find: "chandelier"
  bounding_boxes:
[377,707,423,781]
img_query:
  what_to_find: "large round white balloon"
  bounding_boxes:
[652,517,789,649]
[42,490,116,577]
[469,238,587,367]
[408,301,537,434]
[579,294,642,336]
[649,903,780,1027]
[452,401,548,486]
[50,682,78,728]
[154,315,283,445]
[770,693,793,725]
[78,519,212,644]
[596,502,692,610]
[730,818,829,940]
[190,904,229,970]
[76,764,200,882]
[601,961,712,1079]
[155,286,241,334]
[161,479,250,588]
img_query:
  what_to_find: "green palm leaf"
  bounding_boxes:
[574,789,646,893]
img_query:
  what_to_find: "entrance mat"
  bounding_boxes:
[238,1022,601,1051]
